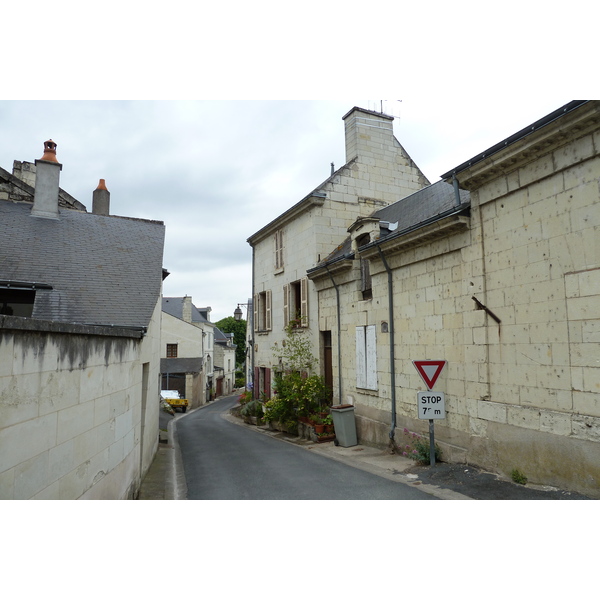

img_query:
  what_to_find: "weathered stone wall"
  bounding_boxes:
[316,108,600,497]
[0,310,161,499]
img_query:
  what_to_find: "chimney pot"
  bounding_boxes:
[39,139,60,163]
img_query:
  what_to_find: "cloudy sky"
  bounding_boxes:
[0,97,576,321]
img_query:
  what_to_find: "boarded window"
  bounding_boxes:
[356,325,377,390]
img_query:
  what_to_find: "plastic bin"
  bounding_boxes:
[330,404,357,447]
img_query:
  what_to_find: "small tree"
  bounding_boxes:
[215,316,247,366]
[268,324,330,423]
[272,323,316,373]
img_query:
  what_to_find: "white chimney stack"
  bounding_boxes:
[31,139,62,219]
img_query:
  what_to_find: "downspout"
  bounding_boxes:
[325,265,343,405]
[376,245,397,449]
[250,246,256,396]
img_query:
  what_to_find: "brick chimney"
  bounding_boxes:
[31,139,62,219]
[92,179,110,216]
[342,107,395,163]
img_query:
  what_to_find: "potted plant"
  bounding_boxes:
[311,413,325,434]
[322,415,334,433]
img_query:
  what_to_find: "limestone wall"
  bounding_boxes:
[316,111,600,497]
[0,309,161,499]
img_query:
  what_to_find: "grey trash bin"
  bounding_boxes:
[330,404,357,447]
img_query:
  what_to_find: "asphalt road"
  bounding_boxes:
[177,395,437,500]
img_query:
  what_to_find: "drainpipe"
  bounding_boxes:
[376,245,397,448]
[326,265,343,405]
[250,246,256,396]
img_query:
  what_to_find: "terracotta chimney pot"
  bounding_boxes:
[39,139,59,163]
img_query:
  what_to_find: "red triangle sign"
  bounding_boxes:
[413,360,447,390]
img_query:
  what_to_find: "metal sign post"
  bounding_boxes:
[413,361,447,467]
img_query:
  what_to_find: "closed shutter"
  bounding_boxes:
[300,277,308,327]
[356,326,366,388]
[365,324,378,390]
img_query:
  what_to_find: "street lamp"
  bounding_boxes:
[233,304,244,321]
[233,303,253,395]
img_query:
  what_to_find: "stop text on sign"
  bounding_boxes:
[417,391,446,420]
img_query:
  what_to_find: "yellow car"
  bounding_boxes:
[160,390,189,413]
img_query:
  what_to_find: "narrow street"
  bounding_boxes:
[176,395,437,500]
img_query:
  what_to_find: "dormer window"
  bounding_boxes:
[0,281,51,317]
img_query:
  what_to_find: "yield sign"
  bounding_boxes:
[413,360,447,390]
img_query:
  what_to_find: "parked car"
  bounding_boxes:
[160,390,189,413]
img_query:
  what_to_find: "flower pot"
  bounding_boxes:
[314,424,325,434]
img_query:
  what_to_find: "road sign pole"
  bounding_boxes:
[429,419,435,466]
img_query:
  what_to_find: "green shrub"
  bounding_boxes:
[511,469,528,485]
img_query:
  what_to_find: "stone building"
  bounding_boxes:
[308,100,600,497]
[0,140,166,499]
[247,107,429,398]
[214,327,237,397]
[161,296,214,406]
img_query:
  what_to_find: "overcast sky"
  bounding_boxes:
[0,97,576,321]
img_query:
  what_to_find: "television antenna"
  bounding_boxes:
[369,100,402,118]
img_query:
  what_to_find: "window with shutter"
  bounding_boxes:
[355,325,377,390]
[274,229,284,271]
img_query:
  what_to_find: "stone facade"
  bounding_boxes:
[247,107,429,397]
[309,101,600,497]
[0,303,162,500]
[160,311,204,408]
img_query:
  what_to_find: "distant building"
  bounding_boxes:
[161,296,214,406]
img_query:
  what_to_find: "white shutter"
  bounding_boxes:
[356,326,366,388]
[283,283,289,328]
[266,290,272,331]
[300,277,308,327]
[365,324,378,390]
[253,294,259,332]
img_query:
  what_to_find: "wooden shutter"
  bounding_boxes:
[266,290,272,331]
[300,277,308,327]
[283,283,289,328]
[356,326,366,388]
[254,366,260,399]
[275,230,284,270]
[265,368,271,399]
[253,294,259,332]
[365,324,378,390]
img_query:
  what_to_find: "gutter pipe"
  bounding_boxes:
[376,245,397,447]
[325,265,343,405]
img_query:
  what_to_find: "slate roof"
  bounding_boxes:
[313,180,470,267]
[162,297,209,323]
[0,201,165,329]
